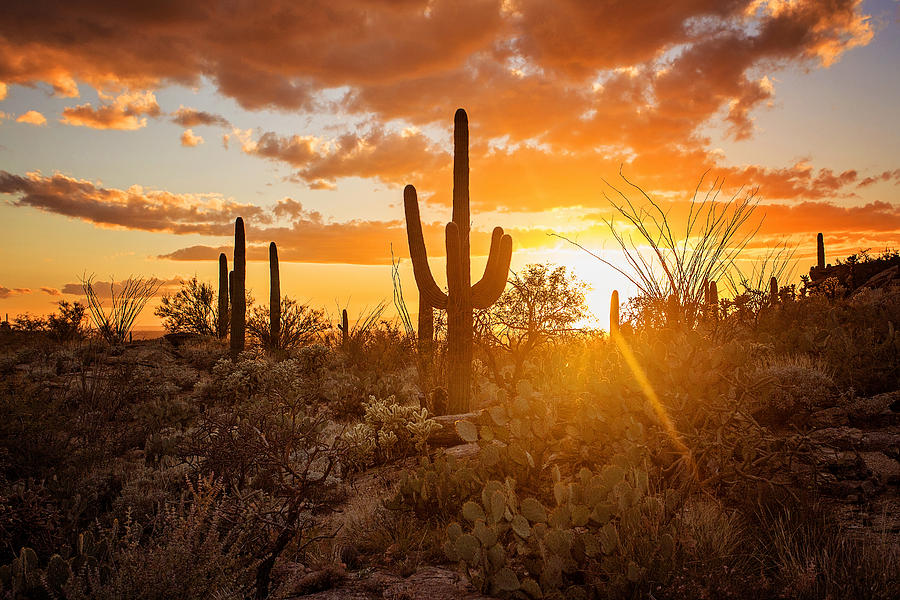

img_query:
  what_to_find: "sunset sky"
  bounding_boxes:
[1,0,898,328]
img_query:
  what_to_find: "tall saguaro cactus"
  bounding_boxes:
[404,108,513,413]
[230,217,246,354]
[218,253,229,339]
[769,276,778,303]
[609,290,619,337]
[817,233,825,270]
[269,242,281,348]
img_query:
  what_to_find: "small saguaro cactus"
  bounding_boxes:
[609,290,619,337]
[707,280,718,319]
[817,232,825,270]
[269,242,281,348]
[769,276,778,303]
[218,253,229,339]
[230,217,246,354]
[404,108,513,413]
[339,308,349,347]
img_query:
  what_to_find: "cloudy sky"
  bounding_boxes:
[1,0,898,326]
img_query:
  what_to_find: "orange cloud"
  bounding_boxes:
[61,91,160,130]
[0,286,31,298]
[0,170,266,234]
[40,287,62,296]
[171,106,230,128]
[16,110,46,126]
[180,128,203,147]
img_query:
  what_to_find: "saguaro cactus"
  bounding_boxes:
[707,281,718,319]
[817,233,825,270]
[404,108,512,413]
[609,290,619,337]
[769,276,778,303]
[339,308,349,348]
[269,242,281,348]
[230,217,246,354]
[218,253,229,339]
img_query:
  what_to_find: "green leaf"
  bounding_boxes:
[475,520,498,547]
[520,498,547,523]
[455,534,480,562]
[490,491,506,524]
[492,567,520,592]
[489,405,509,426]
[455,420,479,443]
[520,577,543,598]
[481,443,500,467]
[511,514,531,538]
[626,560,642,582]
[462,500,486,523]
[599,523,619,555]
[659,532,675,559]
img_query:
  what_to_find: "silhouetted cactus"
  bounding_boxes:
[269,242,280,348]
[770,276,778,303]
[817,232,825,270]
[707,281,718,319]
[339,308,349,347]
[404,109,513,413]
[230,217,246,354]
[610,290,619,337]
[218,253,229,338]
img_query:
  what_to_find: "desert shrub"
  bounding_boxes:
[11,313,47,332]
[154,276,221,336]
[247,296,328,351]
[475,263,590,395]
[60,477,256,600]
[46,300,87,341]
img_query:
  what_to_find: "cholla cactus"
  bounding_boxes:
[404,109,513,413]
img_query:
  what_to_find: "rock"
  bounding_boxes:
[295,567,489,599]
[859,452,900,484]
[809,391,900,428]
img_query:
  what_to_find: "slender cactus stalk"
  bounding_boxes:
[218,253,229,339]
[269,242,280,349]
[708,281,718,320]
[609,290,619,338]
[230,217,246,354]
[340,308,349,348]
[403,109,513,413]
[817,232,825,270]
[769,276,778,304]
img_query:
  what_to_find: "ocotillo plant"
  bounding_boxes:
[218,253,229,339]
[403,108,513,413]
[609,290,619,337]
[817,232,825,270]
[230,217,246,354]
[269,242,280,348]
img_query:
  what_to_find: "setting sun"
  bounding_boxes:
[1,1,898,598]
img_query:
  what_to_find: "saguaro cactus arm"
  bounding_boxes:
[404,185,449,309]
[472,227,512,309]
